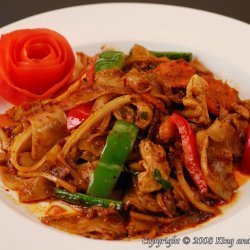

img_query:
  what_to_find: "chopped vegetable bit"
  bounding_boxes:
[95,51,125,72]
[87,120,139,198]
[140,112,148,120]
[54,188,123,211]
[150,51,192,62]
[152,169,171,190]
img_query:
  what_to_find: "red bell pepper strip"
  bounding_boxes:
[160,113,208,194]
[79,58,96,87]
[240,125,250,175]
[66,103,92,130]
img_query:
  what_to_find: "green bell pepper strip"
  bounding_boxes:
[152,169,171,190]
[95,51,125,72]
[87,120,139,198]
[54,188,123,211]
[150,51,192,62]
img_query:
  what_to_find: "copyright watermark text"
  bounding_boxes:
[142,236,250,248]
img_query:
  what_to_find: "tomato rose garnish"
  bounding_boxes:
[0,28,75,105]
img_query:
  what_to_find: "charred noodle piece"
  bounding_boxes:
[54,188,123,211]
[150,51,192,62]
[95,51,125,72]
[175,160,218,214]
[61,95,132,158]
[87,120,138,198]
[160,113,208,194]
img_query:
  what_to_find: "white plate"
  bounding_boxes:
[0,3,250,250]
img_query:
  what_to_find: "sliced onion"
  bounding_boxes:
[10,127,47,172]
[61,95,132,158]
[197,131,233,201]
[175,159,218,214]
[206,119,227,142]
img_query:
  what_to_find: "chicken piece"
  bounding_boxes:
[28,106,67,161]
[18,177,54,202]
[203,75,239,115]
[181,74,210,125]
[154,59,196,88]
[137,139,170,193]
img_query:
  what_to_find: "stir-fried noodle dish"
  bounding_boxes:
[0,43,250,240]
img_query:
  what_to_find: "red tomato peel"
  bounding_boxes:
[0,28,75,105]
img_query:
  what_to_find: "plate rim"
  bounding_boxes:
[0,3,250,250]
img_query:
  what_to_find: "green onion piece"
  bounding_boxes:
[153,169,171,190]
[54,188,123,211]
[150,51,192,62]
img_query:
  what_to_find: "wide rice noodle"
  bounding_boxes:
[61,95,132,158]
[10,127,47,172]
[175,159,218,214]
